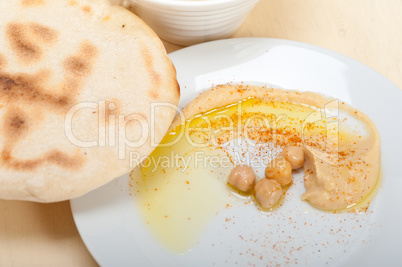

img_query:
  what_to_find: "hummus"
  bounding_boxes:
[168,84,380,211]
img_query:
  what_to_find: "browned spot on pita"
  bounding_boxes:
[82,5,91,13]
[6,23,42,64]
[150,72,161,86]
[0,72,73,110]
[46,150,84,169]
[0,41,98,172]
[1,150,41,171]
[147,70,161,99]
[64,42,98,77]
[69,0,78,6]
[0,54,6,70]
[3,108,29,140]
[102,16,111,22]
[80,42,98,58]
[1,147,84,171]
[149,90,159,99]
[150,72,161,87]
[30,23,58,43]
[0,105,83,172]
[142,47,162,99]
[64,57,91,77]
[21,0,44,7]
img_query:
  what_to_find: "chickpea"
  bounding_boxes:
[254,179,282,209]
[265,156,292,186]
[282,146,304,170]
[228,165,256,192]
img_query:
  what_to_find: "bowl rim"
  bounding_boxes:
[134,0,257,21]
[129,0,252,11]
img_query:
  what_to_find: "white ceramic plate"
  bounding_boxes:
[71,38,402,267]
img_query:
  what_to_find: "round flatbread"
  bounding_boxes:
[0,0,180,202]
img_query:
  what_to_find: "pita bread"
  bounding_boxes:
[0,0,180,202]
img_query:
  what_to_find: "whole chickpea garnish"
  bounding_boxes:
[254,179,283,209]
[282,146,304,170]
[265,156,292,186]
[228,165,256,192]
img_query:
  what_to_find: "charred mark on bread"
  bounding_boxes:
[0,32,98,171]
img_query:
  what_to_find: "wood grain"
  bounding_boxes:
[1,0,401,266]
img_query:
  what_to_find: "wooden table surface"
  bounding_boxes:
[1,0,401,266]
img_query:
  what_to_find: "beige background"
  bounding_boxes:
[1,0,401,266]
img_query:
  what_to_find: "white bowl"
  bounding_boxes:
[134,0,251,12]
[134,0,256,21]
[136,6,256,31]
[146,14,249,45]
[128,0,259,45]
